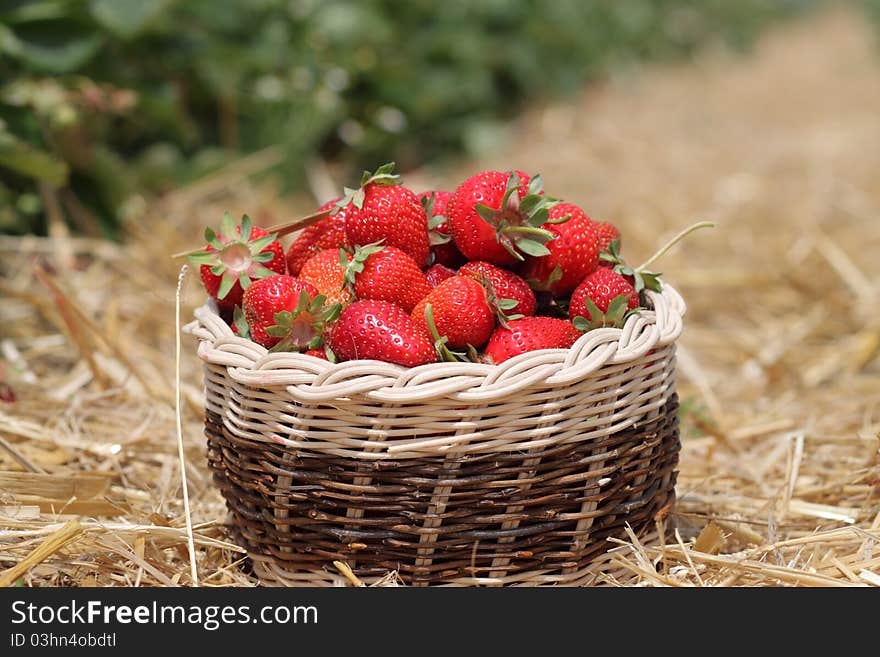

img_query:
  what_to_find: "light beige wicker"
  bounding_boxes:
[184,284,686,586]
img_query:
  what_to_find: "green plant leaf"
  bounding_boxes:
[0,134,68,186]
[12,22,103,73]
[89,0,170,39]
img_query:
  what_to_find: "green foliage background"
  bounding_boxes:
[0,0,822,237]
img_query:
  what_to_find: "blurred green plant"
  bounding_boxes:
[0,0,816,237]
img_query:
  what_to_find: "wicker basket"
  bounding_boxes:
[184,284,685,586]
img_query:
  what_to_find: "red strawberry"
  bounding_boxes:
[327,300,437,367]
[188,212,286,310]
[344,244,431,313]
[569,268,640,330]
[242,275,336,350]
[446,170,559,265]
[411,275,495,350]
[520,202,599,296]
[341,163,430,267]
[595,221,621,257]
[286,199,350,275]
[425,263,456,288]
[459,260,536,316]
[304,348,329,360]
[484,316,581,364]
[419,190,465,268]
[299,248,354,308]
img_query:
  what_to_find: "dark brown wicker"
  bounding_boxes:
[204,395,679,586]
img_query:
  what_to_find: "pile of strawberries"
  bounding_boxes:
[188,164,662,367]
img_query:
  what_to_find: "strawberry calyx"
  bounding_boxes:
[341,242,386,295]
[185,211,280,301]
[420,193,452,246]
[264,290,342,353]
[525,263,563,293]
[473,272,523,329]
[423,303,478,363]
[337,162,401,211]
[232,305,251,340]
[599,238,663,294]
[474,172,566,261]
[572,293,642,332]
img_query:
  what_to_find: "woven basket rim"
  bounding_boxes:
[184,284,685,403]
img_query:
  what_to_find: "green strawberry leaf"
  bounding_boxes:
[517,194,541,217]
[323,303,342,323]
[220,210,236,238]
[268,338,293,353]
[515,238,551,257]
[265,325,290,338]
[424,303,464,362]
[582,297,604,324]
[204,227,223,251]
[526,173,543,196]
[232,306,251,339]
[216,272,236,300]
[546,212,571,225]
[186,251,216,265]
[421,192,436,217]
[248,234,278,254]
[240,214,253,243]
[360,162,399,187]
[429,231,451,246]
[475,203,498,225]
[250,264,278,280]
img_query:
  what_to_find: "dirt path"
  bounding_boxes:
[1,8,878,586]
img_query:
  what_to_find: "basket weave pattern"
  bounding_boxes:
[186,286,686,586]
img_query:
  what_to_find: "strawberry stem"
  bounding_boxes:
[636,221,715,273]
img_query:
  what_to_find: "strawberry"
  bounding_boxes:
[520,202,599,296]
[595,221,621,257]
[568,267,640,330]
[343,244,431,313]
[419,190,465,268]
[304,348,329,360]
[411,275,496,350]
[446,170,560,265]
[340,163,430,267]
[299,248,354,308]
[187,212,286,310]
[242,275,338,350]
[459,260,536,316]
[425,263,456,288]
[484,316,581,364]
[327,300,437,367]
[286,199,350,275]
